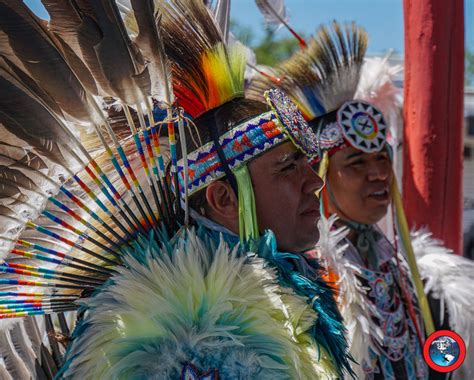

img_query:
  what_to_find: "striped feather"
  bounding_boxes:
[247,21,367,121]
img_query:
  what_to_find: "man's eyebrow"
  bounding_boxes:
[275,150,303,164]
[345,151,364,160]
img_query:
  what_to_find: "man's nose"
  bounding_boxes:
[367,161,390,181]
[302,163,324,194]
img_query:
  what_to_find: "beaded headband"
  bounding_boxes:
[177,89,319,196]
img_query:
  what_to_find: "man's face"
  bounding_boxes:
[248,141,324,253]
[327,147,393,225]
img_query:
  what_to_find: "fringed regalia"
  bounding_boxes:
[248,21,474,379]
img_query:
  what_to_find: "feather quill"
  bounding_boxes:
[42,0,151,105]
[0,328,31,380]
[0,1,98,123]
[255,0,288,28]
[212,0,231,43]
[129,0,173,103]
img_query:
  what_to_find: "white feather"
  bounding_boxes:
[9,323,38,375]
[355,54,403,147]
[61,229,337,379]
[355,54,402,112]
[315,216,386,378]
[212,0,231,43]
[255,0,288,29]
[0,328,31,380]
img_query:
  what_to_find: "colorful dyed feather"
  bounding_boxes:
[0,2,354,380]
[0,1,178,377]
[255,0,306,48]
[246,22,367,121]
[158,0,246,117]
[58,227,339,379]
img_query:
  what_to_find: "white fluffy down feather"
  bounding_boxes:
[355,55,403,129]
[60,229,337,379]
[355,54,403,163]
[316,215,383,379]
[317,218,474,379]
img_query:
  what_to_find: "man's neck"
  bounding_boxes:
[190,209,239,237]
[336,219,383,266]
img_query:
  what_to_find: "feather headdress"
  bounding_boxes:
[0,2,337,379]
[0,3,179,376]
[158,0,246,118]
[152,0,319,200]
[247,22,393,157]
[247,21,368,121]
[248,19,439,359]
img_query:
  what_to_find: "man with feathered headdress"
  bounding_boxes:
[248,21,474,379]
[0,1,355,379]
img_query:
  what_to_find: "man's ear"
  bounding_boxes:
[205,180,239,233]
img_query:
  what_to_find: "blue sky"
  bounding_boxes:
[25,0,473,54]
[232,0,404,53]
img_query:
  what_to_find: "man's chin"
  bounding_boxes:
[364,208,388,225]
[273,224,320,253]
[296,230,320,253]
[276,236,318,253]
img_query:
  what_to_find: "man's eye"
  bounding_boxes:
[281,163,297,172]
[349,160,363,167]
[377,154,389,161]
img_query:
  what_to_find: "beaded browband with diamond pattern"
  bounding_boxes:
[177,88,319,196]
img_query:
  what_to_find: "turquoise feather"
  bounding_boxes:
[256,232,356,378]
[57,226,351,379]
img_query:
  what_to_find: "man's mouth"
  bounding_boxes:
[300,208,321,218]
[367,189,390,202]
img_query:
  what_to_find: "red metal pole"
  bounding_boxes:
[402,0,464,253]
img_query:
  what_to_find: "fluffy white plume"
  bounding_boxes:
[315,215,384,379]
[61,229,337,379]
[355,54,403,145]
[355,54,402,113]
